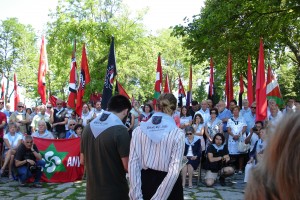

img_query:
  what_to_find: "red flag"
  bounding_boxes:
[255,38,267,121]
[67,40,77,109]
[153,53,162,107]
[49,95,58,107]
[163,73,170,93]
[14,73,20,110]
[1,78,4,99]
[239,74,244,109]
[38,36,48,105]
[266,64,284,106]
[116,80,130,99]
[208,57,214,100]
[76,44,90,116]
[225,52,234,108]
[34,137,84,183]
[186,66,192,107]
[247,55,254,106]
[178,75,186,107]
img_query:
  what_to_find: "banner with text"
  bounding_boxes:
[34,137,84,183]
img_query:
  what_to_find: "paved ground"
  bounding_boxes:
[0,172,245,200]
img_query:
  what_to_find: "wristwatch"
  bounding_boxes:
[31,150,35,153]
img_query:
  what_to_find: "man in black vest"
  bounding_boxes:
[50,99,68,139]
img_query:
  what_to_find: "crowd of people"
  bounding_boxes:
[0,95,299,199]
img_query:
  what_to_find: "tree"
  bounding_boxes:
[172,0,300,100]
[0,18,37,103]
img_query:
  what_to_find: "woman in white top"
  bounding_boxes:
[192,114,205,152]
[205,108,223,149]
[179,106,192,129]
[0,123,23,179]
[129,93,185,200]
[227,106,247,174]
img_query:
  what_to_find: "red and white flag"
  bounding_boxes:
[67,40,77,109]
[163,73,170,93]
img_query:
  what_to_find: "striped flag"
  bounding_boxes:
[153,53,162,107]
[266,64,283,106]
[186,65,192,108]
[178,75,186,107]
[225,52,234,108]
[163,73,170,93]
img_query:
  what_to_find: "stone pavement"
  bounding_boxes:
[0,173,245,200]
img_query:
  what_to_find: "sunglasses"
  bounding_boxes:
[186,133,193,136]
[57,103,62,105]
[0,102,4,104]
[70,124,76,126]
[18,106,24,108]
[251,107,256,109]
[47,107,52,109]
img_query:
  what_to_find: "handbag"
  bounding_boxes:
[238,133,250,153]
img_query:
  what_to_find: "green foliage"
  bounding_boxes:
[0,18,38,102]
[172,0,300,100]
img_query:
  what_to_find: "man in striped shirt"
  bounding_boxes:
[129,93,185,200]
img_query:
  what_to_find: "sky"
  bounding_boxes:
[0,0,204,33]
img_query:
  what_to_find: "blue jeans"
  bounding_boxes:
[17,160,46,183]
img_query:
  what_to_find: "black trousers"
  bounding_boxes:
[141,169,183,200]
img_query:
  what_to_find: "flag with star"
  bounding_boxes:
[34,137,84,182]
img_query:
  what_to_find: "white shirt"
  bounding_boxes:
[4,132,23,149]
[195,109,210,124]
[32,130,54,139]
[129,126,185,200]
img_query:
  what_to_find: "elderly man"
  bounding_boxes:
[31,105,50,132]
[267,99,282,118]
[195,100,211,124]
[31,121,54,139]
[9,102,30,134]
[243,102,257,134]
[50,99,68,139]
[14,135,46,187]
[283,98,296,114]
[217,100,232,142]
[239,99,251,117]
[80,104,92,127]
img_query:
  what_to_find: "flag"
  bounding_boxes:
[76,44,90,116]
[33,137,84,183]
[49,95,58,107]
[247,55,254,106]
[14,73,20,110]
[115,80,130,99]
[38,36,48,105]
[1,78,4,99]
[255,38,267,121]
[153,53,162,107]
[208,57,214,100]
[186,65,192,108]
[163,73,170,93]
[225,52,234,108]
[101,37,117,110]
[178,75,186,107]
[266,64,284,106]
[67,40,77,109]
[239,74,244,109]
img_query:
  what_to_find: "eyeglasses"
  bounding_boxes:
[69,124,76,126]
[47,107,52,109]
[18,106,24,108]
[251,107,256,109]
[0,102,4,104]
[186,133,193,136]
[57,103,62,105]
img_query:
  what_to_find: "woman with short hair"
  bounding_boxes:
[0,123,23,179]
[181,126,201,188]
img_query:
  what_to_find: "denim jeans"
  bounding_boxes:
[17,160,46,183]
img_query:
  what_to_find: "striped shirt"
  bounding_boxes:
[129,126,185,200]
